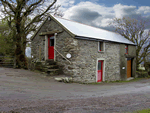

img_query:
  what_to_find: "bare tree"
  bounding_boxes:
[0,0,61,68]
[111,17,150,69]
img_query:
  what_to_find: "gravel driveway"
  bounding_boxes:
[0,67,150,113]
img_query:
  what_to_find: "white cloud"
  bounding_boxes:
[56,0,75,12]
[137,6,150,14]
[113,4,137,18]
[62,2,150,31]
[63,1,114,29]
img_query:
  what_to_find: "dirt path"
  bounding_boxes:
[0,68,150,113]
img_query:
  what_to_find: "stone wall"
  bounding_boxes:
[31,18,79,76]
[31,18,63,61]
[120,44,136,80]
[31,35,44,61]
[72,40,121,83]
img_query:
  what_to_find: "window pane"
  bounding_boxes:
[50,36,54,39]
[125,45,128,54]
[101,42,103,51]
[99,42,101,51]
[50,39,54,46]
[98,61,101,70]
[125,49,127,53]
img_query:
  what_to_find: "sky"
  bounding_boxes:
[54,0,150,31]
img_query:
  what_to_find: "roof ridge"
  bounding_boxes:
[53,15,118,35]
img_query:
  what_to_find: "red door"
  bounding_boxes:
[97,60,103,82]
[48,35,54,59]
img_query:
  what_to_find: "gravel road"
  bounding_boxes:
[0,67,150,113]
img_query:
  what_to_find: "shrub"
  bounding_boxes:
[136,70,149,78]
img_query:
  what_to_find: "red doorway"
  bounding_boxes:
[48,35,54,59]
[97,60,103,82]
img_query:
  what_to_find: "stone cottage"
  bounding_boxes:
[31,14,136,83]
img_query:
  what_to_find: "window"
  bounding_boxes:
[125,45,128,54]
[50,36,54,46]
[98,41,104,51]
[98,61,102,70]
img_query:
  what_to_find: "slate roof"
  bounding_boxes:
[52,15,135,45]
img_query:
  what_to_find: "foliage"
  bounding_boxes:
[136,70,149,78]
[0,0,61,68]
[0,21,14,56]
[111,17,150,69]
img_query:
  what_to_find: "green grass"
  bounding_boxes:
[81,77,150,85]
[130,109,150,113]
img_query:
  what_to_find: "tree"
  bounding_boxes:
[111,17,150,69]
[0,0,61,68]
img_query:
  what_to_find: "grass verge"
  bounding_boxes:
[130,109,150,113]
[81,77,150,85]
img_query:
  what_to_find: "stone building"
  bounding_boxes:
[31,14,136,83]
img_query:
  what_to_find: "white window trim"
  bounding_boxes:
[96,58,105,82]
[98,41,105,52]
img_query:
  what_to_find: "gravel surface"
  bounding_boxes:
[0,67,150,113]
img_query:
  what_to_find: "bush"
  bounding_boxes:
[136,71,149,78]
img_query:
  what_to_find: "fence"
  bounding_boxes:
[0,56,15,68]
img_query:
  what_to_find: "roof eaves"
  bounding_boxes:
[75,35,136,46]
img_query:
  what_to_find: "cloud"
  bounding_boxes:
[137,6,150,14]
[62,2,150,31]
[69,8,102,25]
[56,0,75,12]
[63,1,114,30]
[113,4,138,18]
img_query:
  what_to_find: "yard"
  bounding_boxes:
[0,67,150,113]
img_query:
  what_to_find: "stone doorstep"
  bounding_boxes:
[46,62,57,65]
[126,77,134,81]
[47,69,59,71]
[45,65,58,69]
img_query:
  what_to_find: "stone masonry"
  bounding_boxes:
[72,40,121,83]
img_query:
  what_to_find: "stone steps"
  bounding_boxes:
[44,60,60,76]
[45,65,59,69]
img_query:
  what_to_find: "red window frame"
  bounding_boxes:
[125,45,128,54]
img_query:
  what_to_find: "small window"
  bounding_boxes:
[99,42,104,51]
[50,36,54,46]
[50,39,54,46]
[125,45,128,54]
[98,61,102,70]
